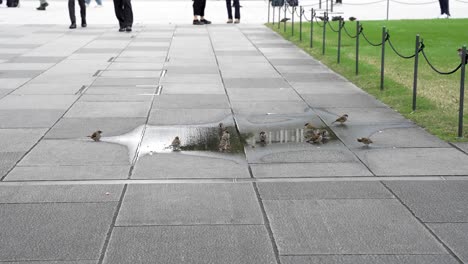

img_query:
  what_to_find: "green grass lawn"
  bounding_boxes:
[267,18,468,142]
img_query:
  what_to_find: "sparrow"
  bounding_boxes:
[304,123,317,130]
[259,131,267,145]
[332,114,348,125]
[321,129,330,141]
[357,137,373,146]
[87,130,102,142]
[458,48,468,64]
[306,129,323,144]
[331,16,342,21]
[280,18,290,23]
[171,136,181,151]
[219,130,231,152]
[349,16,357,21]
[218,122,226,139]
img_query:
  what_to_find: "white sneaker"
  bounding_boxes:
[95,4,102,8]
[438,13,449,19]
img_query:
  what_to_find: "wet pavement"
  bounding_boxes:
[1,18,468,264]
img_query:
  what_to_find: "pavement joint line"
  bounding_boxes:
[279,253,456,256]
[0,29,111,182]
[253,181,282,264]
[379,181,465,264]
[113,223,266,227]
[2,175,468,186]
[97,184,128,264]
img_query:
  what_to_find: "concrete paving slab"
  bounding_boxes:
[291,82,370,95]
[65,101,151,118]
[0,109,65,128]
[161,83,225,94]
[227,88,303,101]
[92,77,158,86]
[117,183,263,225]
[19,140,131,166]
[8,56,66,63]
[385,181,468,223]
[0,70,43,79]
[99,70,161,78]
[165,66,220,74]
[84,87,155,95]
[0,185,123,203]
[79,94,154,102]
[356,148,468,176]
[46,117,145,139]
[315,107,412,125]
[258,182,393,200]
[251,162,373,178]
[275,65,332,74]
[232,101,310,115]
[303,93,387,108]
[107,62,163,71]
[103,225,276,264]
[0,261,96,264]
[0,63,54,70]
[264,199,446,255]
[5,165,130,181]
[0,203,116,261]
[12,83,84,95]
[269,58,321,66]
[161,74,222,84]
[428,223,468,263]
[148,108,232,125]
[283,73,348,83]
[332,124,449,149]
[280,255,459,264]
[452,142,468,154]
[224,78,289,89]
[0,129,47,152]
[0,78,30,89]
[132,153,250,179]
[0,152,24,179]
[153,94,230,109]
[0,95,78,110]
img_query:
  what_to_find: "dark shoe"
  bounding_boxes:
[81,22,87,27]
[36,5,45,10]
[118,27,125,32]
[125,26,132,32]
[193,19,202,25]
[200,19,211,24]
[69,23,76,29]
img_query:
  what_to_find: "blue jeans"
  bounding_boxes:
[85,0,102,5]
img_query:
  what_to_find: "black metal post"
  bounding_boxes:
[284,5,287,32]
[412,35,420,111]
[380,27,386,90]
[322,12,327,55]
[310,8,314,48]
[268,0,271,23]
[292,6,295,36]
[458,45,467,137]
[337,18,342,63]
[299,6,303,41]
[356,21,360,75]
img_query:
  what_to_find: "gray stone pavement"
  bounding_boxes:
[1,18,468,264]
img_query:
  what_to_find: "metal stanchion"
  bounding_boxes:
[299,6,303,41]
[355,21,360,75]
[458,45,467,137]
[322,12,327,55]
[412,35,420,111]
[310,8,314,48]
[337,18,342,63]
[380,27,387,90]
[292,6,295,36]
[268,0,271,23]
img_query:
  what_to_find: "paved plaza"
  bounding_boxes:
[1,0,468,263]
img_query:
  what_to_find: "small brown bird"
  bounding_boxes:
[280,18,290,23]
[321,129,330,141]
[87,130,102,142]
[332,114,348,125]
[349,16,357,21]
[306,129,323,144]
[259,131,267,145]
[458,48,467,64]
[218,122,225,138]
[171,136,181,151]
[357,137,373,146]
[219,130,231,152]
[304,123,317,130]
[331,16,342,21]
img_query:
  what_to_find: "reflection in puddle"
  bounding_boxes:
[99,112,339,163]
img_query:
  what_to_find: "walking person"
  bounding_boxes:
[85,0,102,8]
[193,0,211,25]
[226,0,240,23]
[36,0,48,10]
[68,0,86,29]
[438,0,450,18]
[113,0,133,32]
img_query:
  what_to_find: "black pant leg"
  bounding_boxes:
[193,0,201,16]
[78,0,86,23]
[123,0,133,27]
[113,0,124,27]
[200,0,206,17]
[68,0,76,23]
[226,0,232,19]
[233,0,240,19]
[446,0,450,15]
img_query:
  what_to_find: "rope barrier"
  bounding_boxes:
[387,35,417,59]
[343,24,360,38]
[314,16,326,27]
[361,30,385,46]
[421,49,462,75]
[327,21,340,32]
[342,0,386,5]
[390,0,437,4]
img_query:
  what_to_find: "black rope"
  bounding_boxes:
[327,21,340,32]
[314,17,325,27]
[421,49,462,75]
[361,30,385,46]
[387,35,417,59]
[303,10,312,22]
[343,24,360,38]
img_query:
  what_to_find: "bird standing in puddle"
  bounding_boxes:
[259,131,267,146]
[332,114,348,125]
[170,136,181,151]
[357,137,373,147]
[219,130,231,152]
[88,130,102,142]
